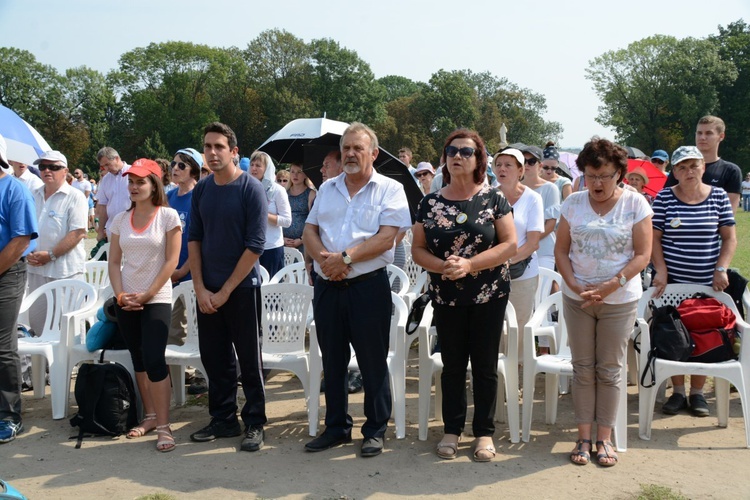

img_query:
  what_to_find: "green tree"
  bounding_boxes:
[587,35,737,153]
[710,20,750,172]
[0,47,59,125]
[378,75,423,102]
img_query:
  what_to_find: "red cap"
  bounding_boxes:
[125,158,162,179]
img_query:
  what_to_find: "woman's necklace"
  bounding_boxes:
[589,189,617,216]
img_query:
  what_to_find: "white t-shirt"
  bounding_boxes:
[110,206,181,304]
[560,189,653,304]
[72,179,92,196]
[510,187,544,280]
[532,181,561,260]
[97,164,131,235]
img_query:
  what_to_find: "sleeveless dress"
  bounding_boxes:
[284,187,312,240]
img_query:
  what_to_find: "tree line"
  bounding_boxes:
[0,20,747,176]
[0,29,560,176]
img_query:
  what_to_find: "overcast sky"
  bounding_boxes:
[0,0,747,149]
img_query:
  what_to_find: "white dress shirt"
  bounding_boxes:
[306,171,411,278]
[97,163,131,235]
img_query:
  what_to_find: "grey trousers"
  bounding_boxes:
[0,261,27,422]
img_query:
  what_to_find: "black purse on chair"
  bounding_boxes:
[639,301,694,388]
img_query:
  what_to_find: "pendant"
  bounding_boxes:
[670,218,681,228]
[456,213,468,224]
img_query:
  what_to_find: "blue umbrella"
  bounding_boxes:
[0,105,51,165]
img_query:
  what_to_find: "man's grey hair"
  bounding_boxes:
[341,122,378,152]
[96,147,120,161]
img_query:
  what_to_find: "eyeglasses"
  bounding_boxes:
[541,166,557,171]
[415,172,432,178]
[170,161,189,171]
[38,164,65,172]
[277,179,289,183]
[445,146,475,159]
[584,172,618,183]
[524,158,539,166]
[651,159,665,165]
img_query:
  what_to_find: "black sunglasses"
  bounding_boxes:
[415,171,432,178]
[170,161,189,171]
[651,159,665,165]
[541,166,557,171]
[39,164,65,172]
[445,145,475,159]
[524,158,539,166]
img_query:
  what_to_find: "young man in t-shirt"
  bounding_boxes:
[664,115,742,213]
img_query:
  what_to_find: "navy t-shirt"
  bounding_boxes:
[188,172,267,289]
[664,158,742,194]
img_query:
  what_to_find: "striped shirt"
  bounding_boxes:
[652,186,735,285]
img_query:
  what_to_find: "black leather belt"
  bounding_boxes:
[323,268,385,288]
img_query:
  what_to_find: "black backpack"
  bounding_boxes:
[69,352,138,448]
[638,301,694,388]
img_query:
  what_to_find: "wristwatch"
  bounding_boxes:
[617,273,627,287]
[49,251,57,262]
[342,251,352,265]
[715,266,727,273]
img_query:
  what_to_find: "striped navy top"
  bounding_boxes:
[652,186,735,285]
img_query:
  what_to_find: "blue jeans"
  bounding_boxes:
[742,193,750,212]
[0,261,27,423]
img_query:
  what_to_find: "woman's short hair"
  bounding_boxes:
[576,137,628,183]
[441,129,488,185]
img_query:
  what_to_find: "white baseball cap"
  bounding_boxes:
[33,150,68,167]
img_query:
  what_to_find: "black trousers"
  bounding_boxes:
[433,296,509,437]
[313,269,391,438]
[197,286,266,428]
[0,261,26,423]
[115,303,171,382]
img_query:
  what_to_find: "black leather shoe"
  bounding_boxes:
[662,393,688,415]
[361,437,383,457]
[689,394,710,417]
[190,418,242,442]
[305,431,352,452]
[240,425,264,452]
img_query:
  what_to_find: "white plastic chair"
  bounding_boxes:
[417,301,520,443]
[522,292,628,451]
[259,265,270,284]
[269,262,310,285]
[83,261,111,325]
[260,283,314,408]
[386,263,409,298]
[637,284,750,448]
[17,279,97,419]
[283,247,304,267]
[535,267,561,310]
[87,242,109,262]
[308,292,408,438]
[165,281,207,406]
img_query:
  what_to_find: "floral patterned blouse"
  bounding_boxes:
[417,184,512,306]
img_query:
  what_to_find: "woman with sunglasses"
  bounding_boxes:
[166,148,202,346]
[275,169,290,186]
[555,138,652,467]
[540,143,572,201]
[412,129,517,462]
[109,159,182,452]
[249,151,291,278]
[283,163,316,256]
[493,148,544,356]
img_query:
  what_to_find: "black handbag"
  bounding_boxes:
[406,293,430,335]
[509,255,532,280]
[639,301,694,388]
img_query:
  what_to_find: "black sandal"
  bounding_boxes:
[569,439,591,465]
[595,440,618,467]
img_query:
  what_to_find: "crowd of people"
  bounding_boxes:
[0,114,744,469]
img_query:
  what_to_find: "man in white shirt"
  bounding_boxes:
[303,123,411,457]
[71,169,92,198]
[95,147,130,241]
[9,160,43,192]
[26,150,88,336]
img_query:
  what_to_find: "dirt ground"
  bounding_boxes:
[2,349,750,500]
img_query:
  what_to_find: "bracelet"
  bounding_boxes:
[117,292,126,306]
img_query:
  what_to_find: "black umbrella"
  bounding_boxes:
[257,117,348,164]
[302,136,423,222]
[622,145,646,159]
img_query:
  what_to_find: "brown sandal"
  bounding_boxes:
[436,434,460,459]
[595,440,618,467]
[126,413,156,439]
[570,439,592,465]
[156,424,175,453]
[472,437,496,462]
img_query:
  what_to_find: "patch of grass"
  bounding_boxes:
[636,484,688,500]
[135,493,177,500]
[732,210,749,279]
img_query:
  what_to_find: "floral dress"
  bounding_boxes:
[417,184,512,306]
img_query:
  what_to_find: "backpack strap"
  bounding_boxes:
[640,350,657,388]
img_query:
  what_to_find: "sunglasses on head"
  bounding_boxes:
[445,145,475,159]
[170,161,190,171]
[524,158,539,166]
[39,164,65,172]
